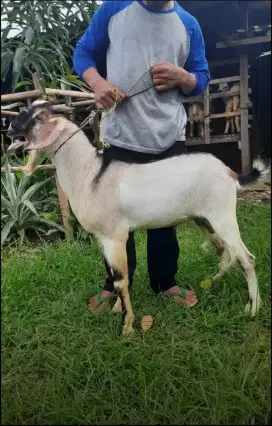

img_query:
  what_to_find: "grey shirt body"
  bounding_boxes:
[74,1,210,153]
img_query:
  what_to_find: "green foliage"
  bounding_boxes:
[1,205,271,425]
[1,0,98,89]
[1,166,65,247]
[68,214,94,243]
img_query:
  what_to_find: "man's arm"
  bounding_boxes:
[151,15,210,96]
[73,2,111,82]
[182,18,210,96]
[73,1,126,108]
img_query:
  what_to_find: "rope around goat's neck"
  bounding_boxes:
[54,68,154,156]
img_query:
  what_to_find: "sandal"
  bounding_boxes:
[88,291,114,312]
[163,287,198,308]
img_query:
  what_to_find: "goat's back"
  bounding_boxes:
[119,153,235,229]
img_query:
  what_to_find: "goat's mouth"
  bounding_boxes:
[7,138,29,153]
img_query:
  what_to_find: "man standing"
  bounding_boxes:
[73,0,210,311]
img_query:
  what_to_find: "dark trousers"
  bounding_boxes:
[103,140,187,294]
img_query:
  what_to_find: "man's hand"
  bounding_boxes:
[92,78,126,110]
[150,63,196,94]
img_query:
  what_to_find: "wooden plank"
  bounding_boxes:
[186,134,239,145]
[203,87,210,144]
[210,58,240,68]
[217,35,271,48]
[185,1,226,10]
[210,111,241,119]
[182,89,251,103]
[240,53,250,173]
[210,75,240,85]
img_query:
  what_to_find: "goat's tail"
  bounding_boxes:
[235,158,271,190]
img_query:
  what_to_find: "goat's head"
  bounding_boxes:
[217,82,229,93]
[7,100,66,154]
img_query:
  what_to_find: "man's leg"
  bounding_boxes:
[88,232,136,311]
[147,227,197,306]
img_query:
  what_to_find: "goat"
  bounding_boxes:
[7,101,270,335]
[188,102,204,138]
[217,82,240,134]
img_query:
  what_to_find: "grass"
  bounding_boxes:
[2,203,271,425]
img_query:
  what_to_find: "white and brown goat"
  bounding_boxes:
[7,101,269,335]
[188,102,204,138]
[217,82,240,134]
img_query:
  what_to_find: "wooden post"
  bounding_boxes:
[204,87,210,144]
[55,174,74,242]
[240,53,250,173]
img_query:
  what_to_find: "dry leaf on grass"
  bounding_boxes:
[141,315,153,332]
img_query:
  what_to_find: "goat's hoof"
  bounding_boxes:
[112,299,122,313]
[122,325,134,336]
[245,299,262,316]
[244,302,251,314]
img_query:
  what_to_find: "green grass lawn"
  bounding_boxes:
[2,203,271,425]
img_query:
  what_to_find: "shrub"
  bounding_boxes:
[1,167,65,247]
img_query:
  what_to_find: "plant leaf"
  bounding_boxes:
[21,176,53,202]
[16,80,34,89]
[1,220,15,247]
[24,27,34,45]
[18,228,25,246]
[1,102,24,110]
[13,46,28,74]
[23,200,39,217]
[200,279,213,289]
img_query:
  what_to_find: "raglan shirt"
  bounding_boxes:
[73,0,210,154]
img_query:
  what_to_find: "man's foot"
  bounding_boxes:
[88,290,113,312]
[163,285,197,307]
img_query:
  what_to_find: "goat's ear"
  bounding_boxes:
[31,117,65,150]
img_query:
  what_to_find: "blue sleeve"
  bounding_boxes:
[176,9,210,96]
[73,1,132,79]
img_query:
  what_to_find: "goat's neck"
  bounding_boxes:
[51,123,99,199]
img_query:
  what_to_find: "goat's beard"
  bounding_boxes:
[144,1,172,10]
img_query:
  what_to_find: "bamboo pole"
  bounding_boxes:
[1,88,95,103]
[45,88,95,99]
[1,164,56,173]
[1,103,95,116]
[1,90,41,102]
[70,100,95,107]
[1,110,19,116]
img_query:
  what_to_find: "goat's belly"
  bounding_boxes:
[119,183,195,230]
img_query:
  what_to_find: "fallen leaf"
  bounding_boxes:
[200,279,212,289]
[141,315,153,332]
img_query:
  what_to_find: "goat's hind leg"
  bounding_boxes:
[237,241,261,316]
[205,214,261,316]
[101,237,135,335]
[194,217,224,256]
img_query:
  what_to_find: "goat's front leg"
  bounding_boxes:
[101,237,134,335]
[224,99,232,134]
[233,95,240,133]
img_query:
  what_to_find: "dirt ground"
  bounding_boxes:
[238,182,271,205]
